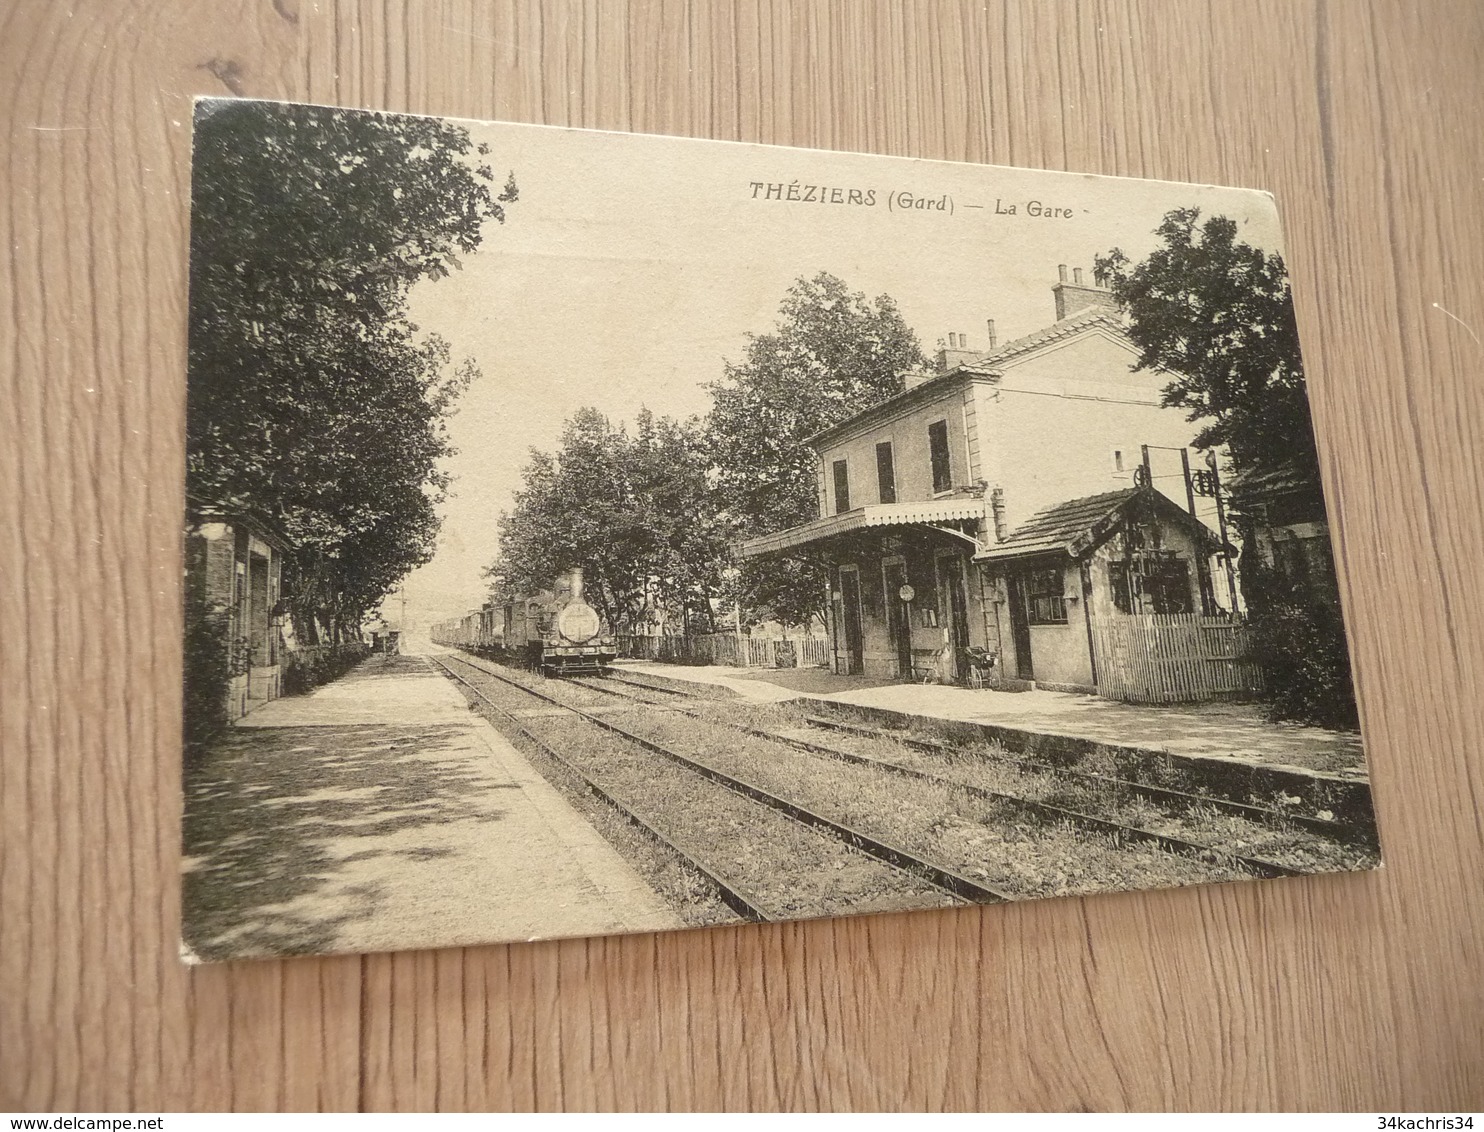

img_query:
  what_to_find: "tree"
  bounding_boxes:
[625,410,732,633]
[1093,208,1318,484]
[705,272,926,627]
[490,409,725,635]
[186,99,517,640]
[1097,209,1355,727]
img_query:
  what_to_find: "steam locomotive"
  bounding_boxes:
[432,568,615,676]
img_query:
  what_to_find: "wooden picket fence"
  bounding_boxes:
[614,633,829,669]
[1090,612,1264,704]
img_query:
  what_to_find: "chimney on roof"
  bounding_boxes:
[986,319,997,350]
[1053,264,1119,322]
[934,330,989,375]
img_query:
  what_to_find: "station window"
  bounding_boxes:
[876,442,896,504]
[832,459,851,514]
[1024,566,1068,624]
[1111,554,1193,615]
[928,420,952,494]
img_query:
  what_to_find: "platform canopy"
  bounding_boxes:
[738,499,988,559]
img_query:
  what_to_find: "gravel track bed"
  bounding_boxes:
[461,691,744,926]
[595,703,1250,899]
[445,660,955,920]
[698,700,1377,875]
[603,671,735,700]
[526,672,1252,899]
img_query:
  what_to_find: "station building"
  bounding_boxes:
[184,497,291,718]
[741,267,1241,696]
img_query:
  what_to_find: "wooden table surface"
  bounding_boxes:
[4,0,1482,1112]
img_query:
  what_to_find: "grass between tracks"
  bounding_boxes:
[454,665,954,922]
[687,699,1380,876]
[461,660,1375,914]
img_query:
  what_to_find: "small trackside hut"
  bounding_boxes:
[975,487,1259,702]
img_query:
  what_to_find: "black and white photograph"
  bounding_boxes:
[181,98,1379,963]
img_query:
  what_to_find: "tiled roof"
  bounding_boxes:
[976,489,1137,560]
[959,310,1128,374]
[1226,459,1323,505]
[738,498,987,558]
[975,487,1222,562]
[805,310,1131,449]
[803,370,977,448]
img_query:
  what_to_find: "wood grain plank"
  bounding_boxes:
[3,0,1482,1111]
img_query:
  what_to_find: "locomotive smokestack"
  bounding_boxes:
[569,567,584,602]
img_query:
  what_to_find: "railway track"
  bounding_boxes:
[462,658,1323,887]
[588,668,1368,846]
[427,654,770,922]
[433,653,1013,918]
[799,714,1366,844]
[599,670,710,698]
[567,672,1342,881]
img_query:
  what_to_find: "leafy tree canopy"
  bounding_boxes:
[705,272,926,626]
[186,99,517,638]
[490,408,728,635]
[1094,208,1319,484]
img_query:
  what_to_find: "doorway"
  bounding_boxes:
[883,558,912,679]
[837,566,865,676]
[1006,570,1034,680]
[937,554,972,682]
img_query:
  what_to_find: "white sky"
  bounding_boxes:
[392,119,1287,628]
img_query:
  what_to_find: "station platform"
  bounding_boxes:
[182,648,679,961]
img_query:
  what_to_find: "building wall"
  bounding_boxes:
[981,558,1094,689]
[816,380,978,513]
[978,333,1207,532]
[1085,518,1209,621]
[186,515,287,719]
[829,537,982,680]
[1027,617,1094,688]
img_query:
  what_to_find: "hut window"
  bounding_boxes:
[1025,566,1068,624]
[1112,553,1193,615]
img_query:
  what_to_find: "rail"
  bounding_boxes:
[445,654,1011,905]
[427,653,770,922]
[613,633,829,669]
[568,672,1336,878]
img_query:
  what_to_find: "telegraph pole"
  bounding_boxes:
[1205,451,1238,611]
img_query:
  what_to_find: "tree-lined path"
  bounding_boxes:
[181,648,677,961]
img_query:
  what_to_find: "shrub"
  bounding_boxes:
[1243,566,1360,731]
[282,641,371,696]
[183,592,232,760]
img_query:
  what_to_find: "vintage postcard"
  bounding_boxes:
[181,99,1377,961]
